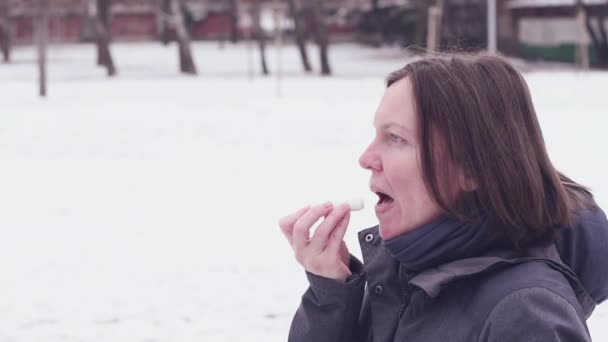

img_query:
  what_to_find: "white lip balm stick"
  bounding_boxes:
[345,199,365,211]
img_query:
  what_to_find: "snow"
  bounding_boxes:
[0,41,606,341]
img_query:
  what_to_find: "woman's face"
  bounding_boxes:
[359,77,447,240]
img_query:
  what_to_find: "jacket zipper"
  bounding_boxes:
[398,265,412,318]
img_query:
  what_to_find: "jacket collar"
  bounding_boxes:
[358,225,595,317]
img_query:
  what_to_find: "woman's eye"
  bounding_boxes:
[388,133,404,144]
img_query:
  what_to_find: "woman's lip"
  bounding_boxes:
[375,200,394,215]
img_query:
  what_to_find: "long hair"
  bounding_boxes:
[386,54,595,247]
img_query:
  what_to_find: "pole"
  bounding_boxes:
[427,6,439,52]
[37,0,48,97]
[488,0,497,53]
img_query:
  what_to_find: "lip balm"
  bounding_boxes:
[345,199,364,211]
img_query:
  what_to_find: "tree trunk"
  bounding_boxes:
[371,0,380,11]
[371,0,381,41]
[414,0,429,48]
[286,0,311,72]
[600,14,608,65]
[228,0,239,43]
[252,0,269,75]
[576,0,589,69]
[585,9,608,68]
[158,0,172,45]
[0,0,10,62]
[37,0,48,97]
[92,0,116,76]
[171,0,197,74]
[310,0,331,75]
[97,0,111,66]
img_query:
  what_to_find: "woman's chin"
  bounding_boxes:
[379,217,420,240]
[378,222,400,240]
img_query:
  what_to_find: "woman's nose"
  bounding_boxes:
[359,143,381,172]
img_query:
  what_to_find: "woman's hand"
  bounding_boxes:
[279,202,352,282]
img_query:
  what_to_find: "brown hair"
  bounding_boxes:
[387,53,595,248]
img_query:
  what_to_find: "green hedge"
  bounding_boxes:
[519,43,600,65]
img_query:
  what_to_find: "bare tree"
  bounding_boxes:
[286,0,311,72]
[96,0,109,64]
[371,0,380,11]
[309,0,331,75]
[584,4,608,68]
[252,0,269,75]
[0,0,10,62]
[158,0,172,45]
[414,0,429,47]
[36,0,48,96]
[89,0,116,76]
[228,0,239,43]
[576,0,589,69]
[370,0,381,44]
[170,0,197,74]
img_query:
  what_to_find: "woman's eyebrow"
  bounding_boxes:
[377,122,412,134]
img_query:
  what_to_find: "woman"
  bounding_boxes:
[279,54,608,341]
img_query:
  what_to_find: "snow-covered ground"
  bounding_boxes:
[0,42,606,341]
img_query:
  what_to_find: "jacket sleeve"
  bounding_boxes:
[478,287,591,342]
[288,256,368,342]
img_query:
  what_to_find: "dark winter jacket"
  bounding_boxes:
[556,208,608,311]
[288,208,608,342]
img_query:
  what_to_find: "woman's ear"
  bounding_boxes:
[458,171,478,192]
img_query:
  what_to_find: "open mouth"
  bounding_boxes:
[375,192,394,206]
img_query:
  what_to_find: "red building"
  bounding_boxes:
[6,0,356,45]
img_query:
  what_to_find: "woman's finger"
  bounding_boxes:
[309,203,350,253]
[278,205,311,245]
[325,210,351,254]
[292,202,333,251]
